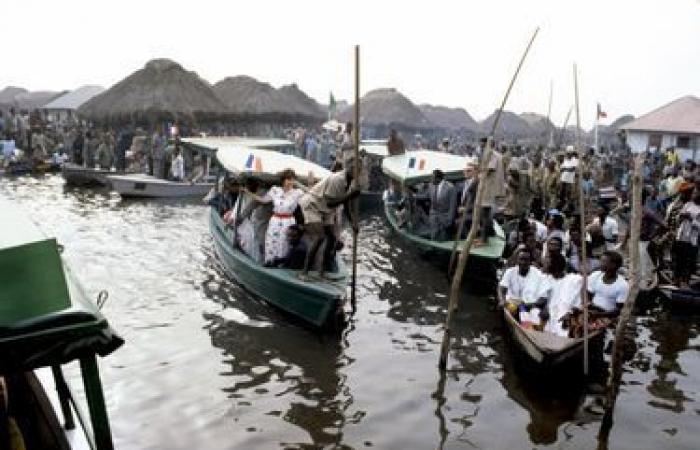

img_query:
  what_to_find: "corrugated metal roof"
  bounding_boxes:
[621,96,700,134]
[42,85,104,110]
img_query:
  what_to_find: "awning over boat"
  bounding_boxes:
[360,140,388,158]
[0,200,123,371]
[181,136,296,155]
[381,150,467,183]
[199,142,331,183]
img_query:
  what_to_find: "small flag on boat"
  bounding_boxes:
[597,103,607,119]
[418,159,426,170]
[408,157,416,169]
[245,153,263,171]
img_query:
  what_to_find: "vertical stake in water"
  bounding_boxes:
[351,45,360,311]
[598,153,644,446]
[573,63,590,376]
[439,27,539,371]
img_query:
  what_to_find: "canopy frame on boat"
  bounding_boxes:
[381,150,467,184]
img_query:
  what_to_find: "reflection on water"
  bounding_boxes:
[1,174,699,449]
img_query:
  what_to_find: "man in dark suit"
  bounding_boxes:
[454,162,479,239]
[428,169,457,241]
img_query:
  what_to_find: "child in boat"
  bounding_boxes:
[265,225,307,269]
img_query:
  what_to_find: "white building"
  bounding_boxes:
[621,95,700,161]
[41,85,104,123]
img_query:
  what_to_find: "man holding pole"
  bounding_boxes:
[475,145,505,246]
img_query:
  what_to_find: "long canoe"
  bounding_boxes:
[61,163,112,186]
[209,207,347,328]
[108,174,214,198]
[502,307,604,368]
[659,284,700,310]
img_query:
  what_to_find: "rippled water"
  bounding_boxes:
[2,174,699,450]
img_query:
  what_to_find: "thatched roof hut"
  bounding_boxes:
[277,83,325,120]
[419,104,478,131]
[213,76,322,122]
[480,110,533,140]
[78,59,225,124]
[0,86,65,111]
[339,88,432,130]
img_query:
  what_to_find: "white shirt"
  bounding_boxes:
[529,219,548,243]
[560,158,578,184]
[539,273,583,336]
[677,202,700,245]
[587,270,629,312]
[171,154,184,180]
[593,216,619,249]
[499,266,543,304]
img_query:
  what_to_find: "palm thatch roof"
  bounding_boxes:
[0,86,65,110]
[419,104,478,131]
[480,110,533,138]
[278,83,325,120]
[339,88,432,130]
[0,86,28,105]
[78,59,225,123]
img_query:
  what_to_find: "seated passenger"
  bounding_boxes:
[586,250,629,316]
[499,248,547,325]
[539,253,583,337]
[507,232,542,268]
[265,225,307,269]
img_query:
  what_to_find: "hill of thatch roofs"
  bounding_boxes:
[79,58,225,123]
[214,75,287,116]
[0,86,65,110]
[419,104,478,131]
[480,110,533,138]
[339,88,432,130]
[277,83,325,120]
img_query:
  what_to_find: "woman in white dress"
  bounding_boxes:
[246,169,305,266]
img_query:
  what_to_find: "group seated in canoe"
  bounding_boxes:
[384,161,497,245]
[215,162,360,281]
[499,246,629,338]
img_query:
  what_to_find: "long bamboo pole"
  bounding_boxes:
[557,106,573,148]
[598,153,644,446]
[439,28,539,371]
[351,45,360,310]
[573,64,590,375]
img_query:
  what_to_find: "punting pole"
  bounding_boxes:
[598,153,644,446]
[439,27,539,371]
[573,64,590,376]
[351,45,360,311]
[557,106,573,148]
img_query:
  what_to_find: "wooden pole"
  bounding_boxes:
[598,153,644,446]
[440,28,539,371]
[573,64,590,376]
[557,106,573,148]
[448,27,540,279]
[351,45,360,310]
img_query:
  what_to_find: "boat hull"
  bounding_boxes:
[502,308,603,368]
[61,163,111,186]
[209,208,346,328]
[108,174,213,198]
[659,284,700,310]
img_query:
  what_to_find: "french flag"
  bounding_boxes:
[245,153,263,171]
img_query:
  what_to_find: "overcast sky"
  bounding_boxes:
[3,0,699,127]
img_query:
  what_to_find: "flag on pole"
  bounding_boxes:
[597,103,607,119]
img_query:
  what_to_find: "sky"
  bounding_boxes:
[3,0,699,128]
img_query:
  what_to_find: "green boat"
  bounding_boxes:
[0,200,123,450]
[198,141,347,328]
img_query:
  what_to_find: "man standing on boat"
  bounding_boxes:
[427,169,456,241]
[298,160,360,281]
[171,147,185,182]
[387,129,405,156]
[475,144,506,246]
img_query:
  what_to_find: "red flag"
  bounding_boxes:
[597,103,607,119]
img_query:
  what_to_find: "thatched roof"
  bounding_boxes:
[78,59,225,123]
[0,86,65,110]
[621,96,700,134]
[520,112,555,136]
[419,104,478,131]
[480,110,533,138]
[339,88,432,130]
[43,85,105,110]
[278,83,325,119]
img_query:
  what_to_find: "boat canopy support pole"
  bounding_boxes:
[80,355,114,450]
[351,44,360,310]
[51,365,75,430]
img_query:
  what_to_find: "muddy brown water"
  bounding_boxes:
[1,174,698,449]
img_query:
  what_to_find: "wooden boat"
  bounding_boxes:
[0,199,123,449]
[199,140,345,328]
[61,162,113,186]
[502,307,604,368]
[107,173,214,198]
[381,150,506,264]
[658,283,700,310]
